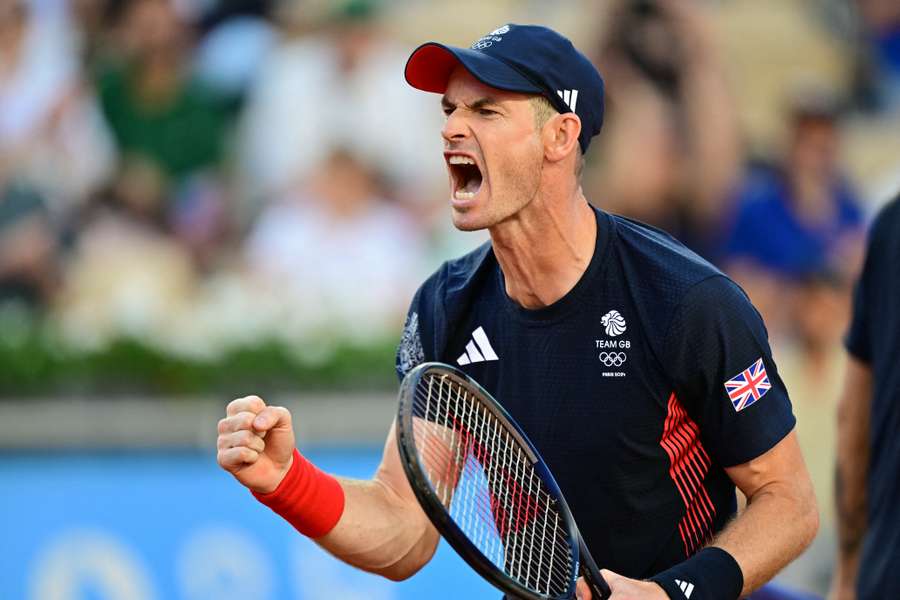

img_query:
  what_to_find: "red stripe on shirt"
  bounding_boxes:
[660,392,716,555]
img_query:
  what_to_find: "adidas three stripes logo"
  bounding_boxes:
[456,326,499,366]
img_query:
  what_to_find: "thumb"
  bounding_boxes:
[252,406,292,434]
[600,569,624,591]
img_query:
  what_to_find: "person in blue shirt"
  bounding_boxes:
[720,95,864,338]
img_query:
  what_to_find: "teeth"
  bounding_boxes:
[448,155,475,165]
[454,190,476,199]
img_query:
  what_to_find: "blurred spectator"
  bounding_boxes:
[236,0,443,210]
[191,0,277,105]
[776,272,852,554]
[93,0,235,265]
[0,0,115,215]
[721,92,865,333]
[193,14,276,104]
[853,0,900,115]
[95,0,230,186]
[588,0,740,255]
[244,149,426,341]
[55,172,196,352]
[0,179,57,307]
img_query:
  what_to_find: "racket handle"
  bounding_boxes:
[578,536,612,600]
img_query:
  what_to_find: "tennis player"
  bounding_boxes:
[830,193,900,600]
[217,24,818,600]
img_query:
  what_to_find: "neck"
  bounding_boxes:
[490,189,597,309]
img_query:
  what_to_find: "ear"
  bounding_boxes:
[542,112,582,164]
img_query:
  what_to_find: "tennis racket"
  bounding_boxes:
[396,362,612,600]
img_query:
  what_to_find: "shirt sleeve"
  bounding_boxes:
[661,276,796,467]
[395,286,428,381]
[396,263,450,382]
[844,207,888,363]
[845,270,872,363]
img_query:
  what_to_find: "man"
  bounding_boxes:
[830,194,900,600]
[217,25,818,600]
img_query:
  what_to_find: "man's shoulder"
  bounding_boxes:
[401,241,496,375]
[609,212,725,292]
[417,240,496,299]
[871,195,900,242]
[605,212,745,350]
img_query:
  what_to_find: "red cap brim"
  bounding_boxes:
[405,43,461,93]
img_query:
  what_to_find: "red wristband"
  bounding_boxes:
[252,448,345,538]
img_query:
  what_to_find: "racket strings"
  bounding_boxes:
[411,373,574,596]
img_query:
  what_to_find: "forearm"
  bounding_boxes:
[833,358,872,582]
[713,480,818,595]
[834,442,868,572]
[314,476,438,580]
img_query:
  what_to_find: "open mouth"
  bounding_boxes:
[447,155,483,200]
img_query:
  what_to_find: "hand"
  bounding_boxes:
[656,0,718,62]
[576,570,668,600]
[217,395,296,493]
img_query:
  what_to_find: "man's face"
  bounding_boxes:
[790,117,838,179]
[440,67,545,231]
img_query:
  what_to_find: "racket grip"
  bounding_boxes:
[578,536,612,600]
[582,568,611,600]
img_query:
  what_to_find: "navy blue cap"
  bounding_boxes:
[405,24,605,154]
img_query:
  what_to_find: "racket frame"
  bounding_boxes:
[396,362,582,600]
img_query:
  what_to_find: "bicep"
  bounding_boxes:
[375,418,465,508]
[724,430,813,504]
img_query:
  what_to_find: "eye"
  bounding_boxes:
[478,108,496,116]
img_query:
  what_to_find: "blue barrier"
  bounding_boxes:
[0,449,493,600]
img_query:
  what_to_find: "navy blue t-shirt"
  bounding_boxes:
[396,207,796,578]
[845,196,900,600]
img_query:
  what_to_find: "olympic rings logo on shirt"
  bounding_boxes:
[598,352,627,367]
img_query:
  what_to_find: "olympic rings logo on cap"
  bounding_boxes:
[598,352,627,367]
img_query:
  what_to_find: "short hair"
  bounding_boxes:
[529,95,585,180]
[530,95,558,130]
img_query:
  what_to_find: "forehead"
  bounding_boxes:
[442,65,533,106]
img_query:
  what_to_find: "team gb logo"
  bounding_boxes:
[472,25,511,50]
[601,310,627,337]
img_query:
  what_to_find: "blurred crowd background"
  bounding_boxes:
[2,0,900,597]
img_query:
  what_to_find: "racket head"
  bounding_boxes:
[396,362,581,600]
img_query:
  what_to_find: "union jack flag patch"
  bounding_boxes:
[724,358,771,412]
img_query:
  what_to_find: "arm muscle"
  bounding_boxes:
[715,431,819,595]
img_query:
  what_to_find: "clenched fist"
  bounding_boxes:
[216,395,296,493]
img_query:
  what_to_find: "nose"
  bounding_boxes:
[441,109,470,145]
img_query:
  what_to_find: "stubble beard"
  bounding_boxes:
[450,152,543,232]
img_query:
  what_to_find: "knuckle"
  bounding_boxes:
[226,398,244,415]
[226,395,265,416]
[271,406,292,424]
[228,412,252,432]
